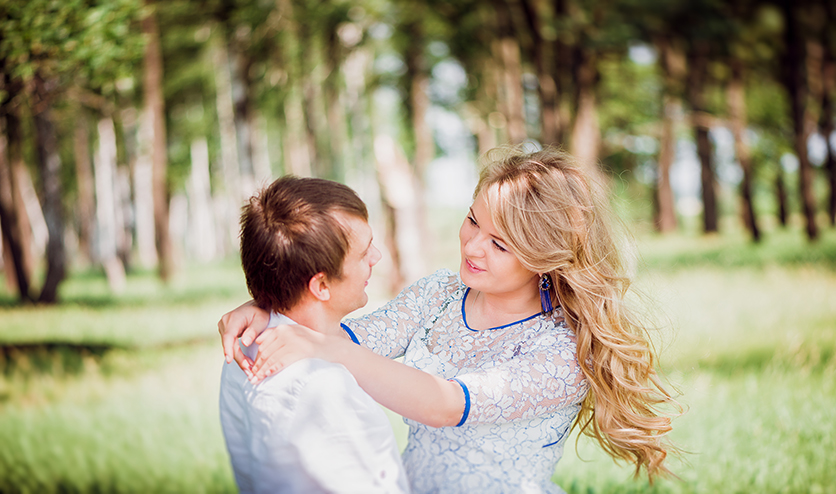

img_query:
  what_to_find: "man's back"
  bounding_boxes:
[219,314,408,494]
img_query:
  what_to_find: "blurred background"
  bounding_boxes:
[1,0,835,492]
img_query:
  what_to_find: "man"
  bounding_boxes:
[219,176,408,494]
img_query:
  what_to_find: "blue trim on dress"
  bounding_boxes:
[461,287,542,332]
[449,378,471,427]
[340,323,360,345]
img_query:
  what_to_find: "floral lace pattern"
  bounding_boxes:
[345,269,589,493]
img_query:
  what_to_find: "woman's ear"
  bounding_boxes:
[307,273,331,302]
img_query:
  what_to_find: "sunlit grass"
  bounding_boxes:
[0,226,834,492]
[0,343,235,493]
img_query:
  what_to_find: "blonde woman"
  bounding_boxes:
[219,147,677,493]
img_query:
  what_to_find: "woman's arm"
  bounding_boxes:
[251,325,467,428]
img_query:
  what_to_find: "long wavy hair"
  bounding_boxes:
[475,146,678,480]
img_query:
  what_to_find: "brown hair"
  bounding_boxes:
[240,175,368,313]
[476,146,678,481]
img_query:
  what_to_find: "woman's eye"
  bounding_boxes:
[492,240,507,252]
[467,216,477,226]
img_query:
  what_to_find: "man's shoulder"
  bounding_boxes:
[252,359,357,398]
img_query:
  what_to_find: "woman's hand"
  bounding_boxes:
[218,300,270,372]
[248,324,332,383]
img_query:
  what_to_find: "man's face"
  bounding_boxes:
[327,213,381,318]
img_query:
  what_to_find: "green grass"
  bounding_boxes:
[0,227,835,492]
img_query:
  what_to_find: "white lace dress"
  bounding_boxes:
[343,269,589,494]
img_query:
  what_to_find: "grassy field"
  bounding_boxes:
[1,227,835,493]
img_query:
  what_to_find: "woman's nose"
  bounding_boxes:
[463,233,485,257]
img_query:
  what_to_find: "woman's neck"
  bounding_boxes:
[465,287,541,330]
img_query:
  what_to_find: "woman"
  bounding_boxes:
[219,147,677,493]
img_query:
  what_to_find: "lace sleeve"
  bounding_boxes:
[454,323,589,425]
[343,269,460,359]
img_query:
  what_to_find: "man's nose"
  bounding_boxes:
[369,245,382,266]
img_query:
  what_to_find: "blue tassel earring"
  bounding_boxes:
[539,274,553,313]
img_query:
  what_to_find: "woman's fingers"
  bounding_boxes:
[218,300,268,363]
[232,343,255,378]
[249,325,321,383]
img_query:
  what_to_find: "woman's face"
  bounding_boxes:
[458,191,539,299]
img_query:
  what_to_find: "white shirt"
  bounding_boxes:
[219,313,410,494]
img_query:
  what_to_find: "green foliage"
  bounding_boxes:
[0,0,144,95]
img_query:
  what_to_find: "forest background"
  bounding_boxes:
[1,0,835,492]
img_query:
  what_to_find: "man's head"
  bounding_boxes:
[240,176,379,316]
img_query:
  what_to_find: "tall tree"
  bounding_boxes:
[655,35,683,233]
[143,0,175,279]
[780,0,819,240]
[0,66,33,302]
[728,58,760,241]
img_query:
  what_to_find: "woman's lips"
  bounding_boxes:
[465,259,484,273]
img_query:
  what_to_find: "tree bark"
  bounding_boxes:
[32,76,66,304]
[492,0,527,144]
[94,117,126,293]
[776,166,788,227]
[781,0,818,240]
[519,0,561,146]
[656,94,678,233]
[404,19,434,183]
[819,8,836,226]
[654,36,683,233]
[187,137,217,262]
[143,1,174,280]
[230,47,256,197]
[686,42,718,233]
[570,45,602,175]
[324,18,347,181]
[728,59,760,242]
[73,108,95,264]
[373,135,426,295]
[0,94,33,302]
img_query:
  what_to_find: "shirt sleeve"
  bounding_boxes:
[287,365,410,494]
[343,269,459,359]
[452,322,590,426]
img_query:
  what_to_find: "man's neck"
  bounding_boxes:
[282,302,344,337]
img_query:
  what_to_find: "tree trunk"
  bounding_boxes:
[373,135,426,295]
[32,77,66,304]
[686,43,718,233]
[728,59,760,242]
[0,97,33,302]
[94,117,126,293]
[655,36,684,233]
[776,166,788,227]
[820,18,836,226]
[781,0,818,240]
[491,0,526,144]
[499,37,527,144]
[325,22,347,182]
[656,94,678,233]
[570,46,602,175]
[519,0,561,146]
[187,137,217,262]
[133,107,158,268]
[404,19,434,183]
[231,47,256,197]
[143,1,174,280]
[73,109,96,264]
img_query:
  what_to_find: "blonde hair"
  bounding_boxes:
[475,146,677,481]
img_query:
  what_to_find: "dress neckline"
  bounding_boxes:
[460,287,542,332]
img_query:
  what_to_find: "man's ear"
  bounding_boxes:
[307,273,331,302]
